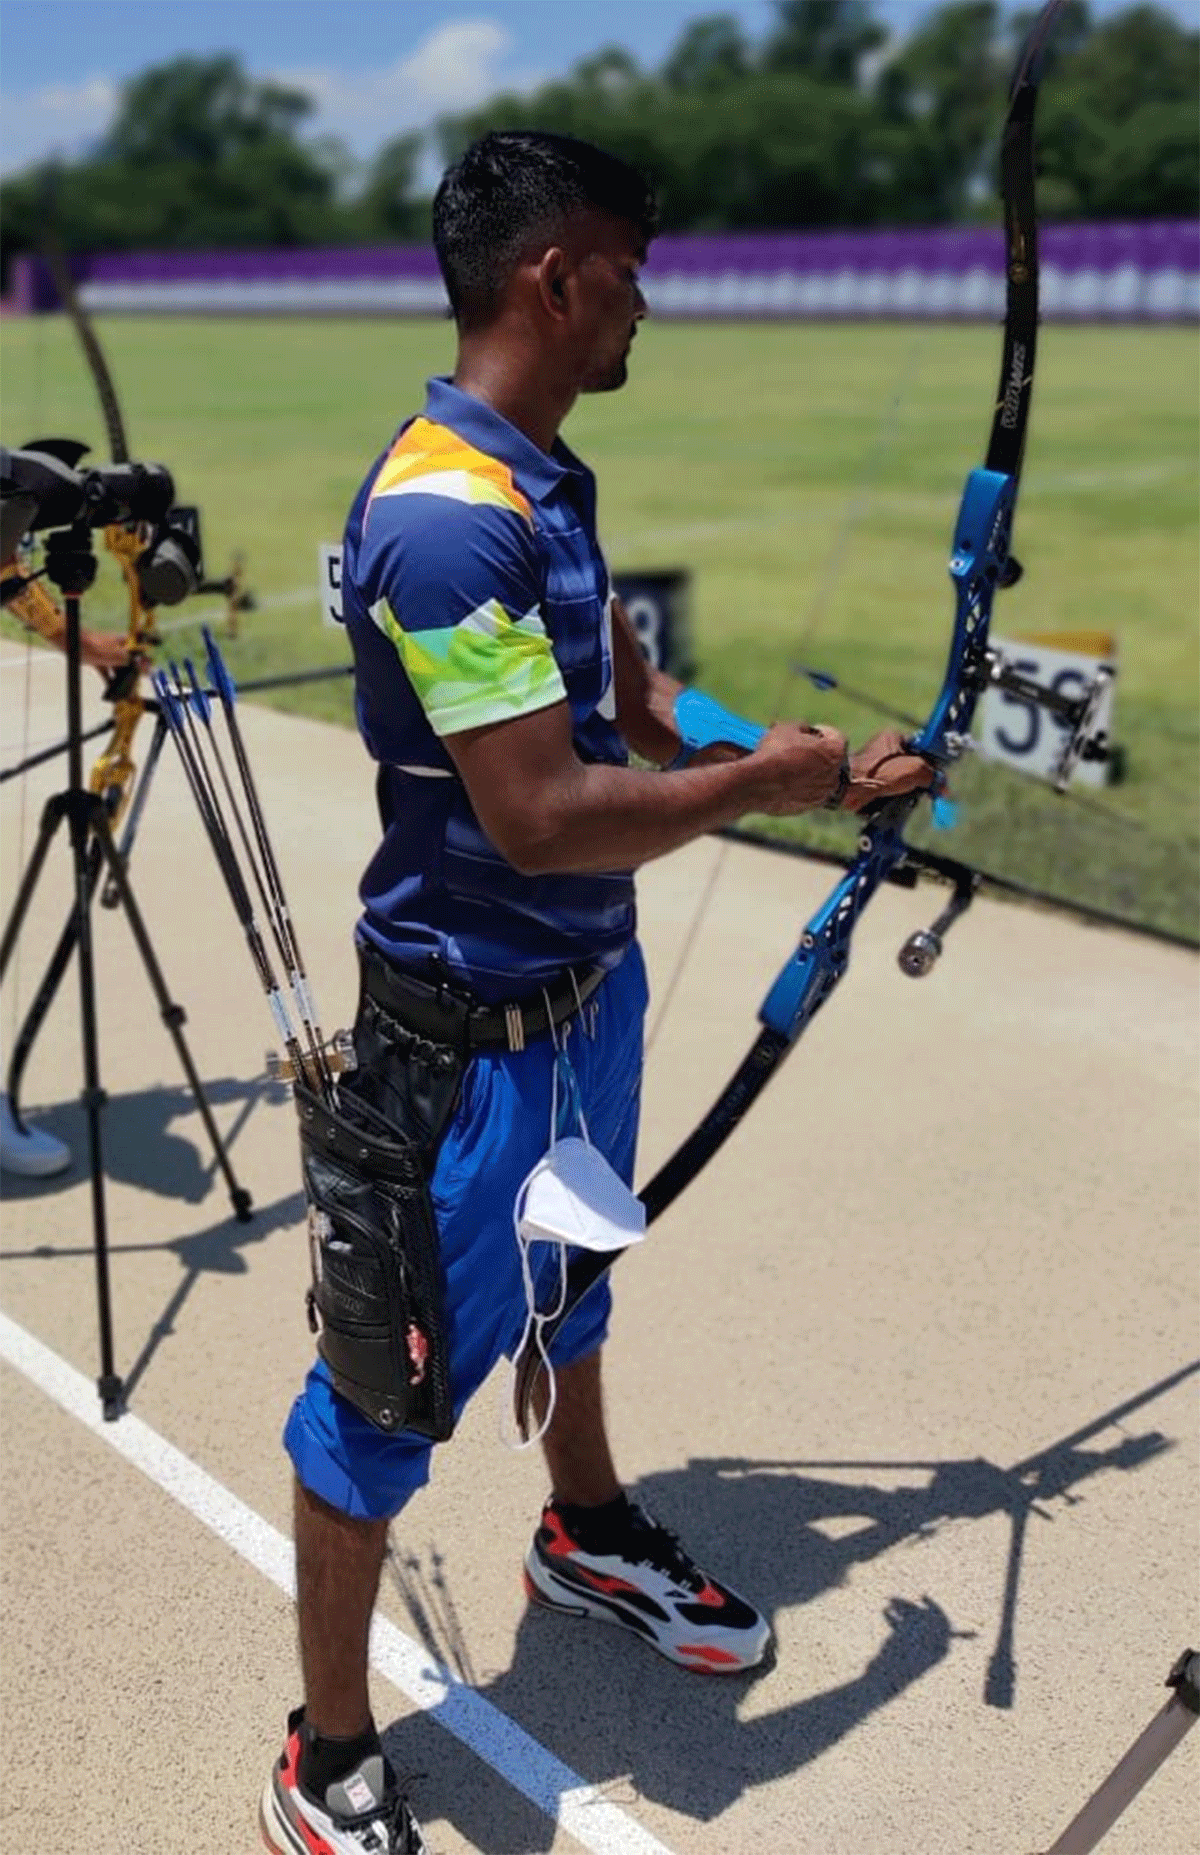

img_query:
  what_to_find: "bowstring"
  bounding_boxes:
[644,326,929,1056]
[5,305,48,1057]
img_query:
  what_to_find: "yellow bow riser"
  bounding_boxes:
[1,569,70,652]
[2,526,154,829]
[85,522,159,822]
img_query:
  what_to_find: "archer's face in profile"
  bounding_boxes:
[565,212,648,395]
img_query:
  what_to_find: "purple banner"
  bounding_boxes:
[11,221,1198,321]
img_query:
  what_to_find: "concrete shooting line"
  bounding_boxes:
[0,1308,678,1855]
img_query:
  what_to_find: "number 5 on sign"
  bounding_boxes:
[980,631,1117,788]
[318,544,343,628]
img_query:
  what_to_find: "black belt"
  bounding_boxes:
[359,947,607,1054]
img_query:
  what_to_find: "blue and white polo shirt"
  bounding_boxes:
[341,377,636,999]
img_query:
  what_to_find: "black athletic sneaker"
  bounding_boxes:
[260,1707,428,1855]
[524,1495,773,1674]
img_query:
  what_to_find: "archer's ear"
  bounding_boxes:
[536,248,570,318]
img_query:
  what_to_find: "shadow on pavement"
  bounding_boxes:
[0,1073,289,1207]
[382,1359,1197,1850]
[0,1074,303,1398]
[4,1095,1192,1845]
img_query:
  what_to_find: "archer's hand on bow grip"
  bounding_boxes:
[842,729,938,816]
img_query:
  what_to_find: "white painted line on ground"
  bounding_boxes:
[0,1308,676,1855]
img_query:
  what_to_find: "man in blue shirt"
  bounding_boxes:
[263,131,931,1855]
[339,372,640,996]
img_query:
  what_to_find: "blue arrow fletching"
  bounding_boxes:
[795,665,838,692]
[202,625,237,705]
[932,797,959,830]
[152,669,184,732]
[168,661,192,722]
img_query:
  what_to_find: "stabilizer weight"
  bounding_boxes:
[896,854,979,978]
[899,927,944,977]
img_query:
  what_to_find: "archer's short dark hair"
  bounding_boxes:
[432,130,658,330]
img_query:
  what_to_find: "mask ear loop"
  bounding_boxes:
[502,1198,569,1451]
[564,968,597,1145]
[542,986,561,1149]
[500,990,569,1451]
[548,974,600,1151]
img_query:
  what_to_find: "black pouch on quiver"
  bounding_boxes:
[294,1081,454,1441]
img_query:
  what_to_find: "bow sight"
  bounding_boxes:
[982,648,1112,793]
[0,439,202,609]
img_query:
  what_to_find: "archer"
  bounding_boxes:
[261,129,930,1855]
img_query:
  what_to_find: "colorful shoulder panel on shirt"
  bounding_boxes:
[366,417,534,527]
[359,418,564,737]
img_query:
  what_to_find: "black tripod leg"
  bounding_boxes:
[61,790,124,1419]
[4,832,106,1128]
[90,810,254,1225]
[0,790,71,983]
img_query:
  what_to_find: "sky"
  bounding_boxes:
[1,0,1195,177]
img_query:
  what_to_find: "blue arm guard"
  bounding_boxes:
[668,689,765,769]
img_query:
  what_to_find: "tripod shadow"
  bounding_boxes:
[0,1072,288,1205]
[114,1183,306,1400]
[380,1360,1196,1850]
[0,1072,304,1400]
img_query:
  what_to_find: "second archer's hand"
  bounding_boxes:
[841,729,936,813]
[81,628,136,676]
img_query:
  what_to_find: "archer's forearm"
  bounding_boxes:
[621,670,687,765]
[505,752,778,876]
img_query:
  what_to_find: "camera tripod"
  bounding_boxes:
[0,521,252,1418]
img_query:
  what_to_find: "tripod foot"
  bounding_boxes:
[230,1186,254,1223]
[98,1373,125,1422]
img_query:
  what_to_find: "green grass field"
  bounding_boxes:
[2,314,1197,939]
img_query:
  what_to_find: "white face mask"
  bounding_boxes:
[515,1135,646,1253]
[504,1034,644,1449]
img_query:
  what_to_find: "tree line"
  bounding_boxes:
[2,0,1195,285]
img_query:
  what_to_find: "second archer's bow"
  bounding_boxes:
[514,0,1107,1434]
[4,240,156,1130]
[3,237,247,1127]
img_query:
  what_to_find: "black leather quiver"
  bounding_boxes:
[294,1081,454,1441]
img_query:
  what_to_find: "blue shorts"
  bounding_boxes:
[284,943,649,1519]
